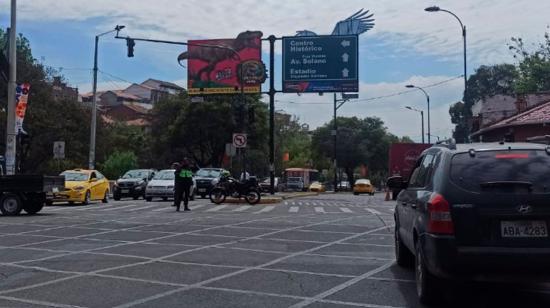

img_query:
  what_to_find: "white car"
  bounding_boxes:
[145,169,196,202]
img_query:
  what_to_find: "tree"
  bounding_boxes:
[274,114,312,175]
[509,28,550,93]
[102,151,138,179]
[311,116,398,185]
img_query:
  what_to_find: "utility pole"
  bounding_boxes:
[333,93,358,192]
[5,0,17,175]
[268,35,276,194]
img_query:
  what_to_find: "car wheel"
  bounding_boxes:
[353,192,359,195]
[102,190,109,203]
[0,194,23,216]
[45,200,53,206]
[162,197,168,201]
[201,194,206,199]
[395,224,414,268]
[416,242,444,304]
[23,201,44,215]
[82,191,91,205]
[145,197,152,202]
[133,195,139,200]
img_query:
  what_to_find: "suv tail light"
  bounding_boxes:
[427,193,454,235]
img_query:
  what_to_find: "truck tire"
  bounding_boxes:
[24,202,44,215]
[0,193,23,216]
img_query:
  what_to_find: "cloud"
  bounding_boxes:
[267,75,463,141]
[3,0,549,66]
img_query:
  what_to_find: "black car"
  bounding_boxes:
[388,141,550,304]
[113,169,156,200]
[194,168,228,198]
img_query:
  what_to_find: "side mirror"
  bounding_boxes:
[387,176,406,189]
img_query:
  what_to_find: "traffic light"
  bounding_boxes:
[126,38,135,57]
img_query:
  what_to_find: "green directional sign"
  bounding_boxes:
[282,35,359,93]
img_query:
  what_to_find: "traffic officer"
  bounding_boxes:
[174,158,195,212]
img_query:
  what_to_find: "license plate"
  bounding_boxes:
[121,189,129,194]
[501,221,548,238]
[199,188,206,192]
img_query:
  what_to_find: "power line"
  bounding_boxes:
[98,70,134,85]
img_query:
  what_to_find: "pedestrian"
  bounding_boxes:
[173,158,196,212]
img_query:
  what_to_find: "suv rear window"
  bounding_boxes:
[450,150,550,193]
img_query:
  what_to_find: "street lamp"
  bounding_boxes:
[425,6,467,100]
[89,25,125,170]
[405,84,431,143]
[405,106,425,144]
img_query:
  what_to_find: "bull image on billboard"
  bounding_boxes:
[181,31,264,95]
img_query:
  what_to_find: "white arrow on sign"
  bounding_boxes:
[341,40,351,47]
[342,68,349,78]
[342,53,349,63]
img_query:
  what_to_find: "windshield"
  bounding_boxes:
[451,150,550,193]
[61,172,89,181]
[153,170,175,180]
[122,170,149,179]
[288,177,302,182]
[196,169,221,178]
[356,179,371,185]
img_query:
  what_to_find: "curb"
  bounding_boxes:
[280,192,319,200]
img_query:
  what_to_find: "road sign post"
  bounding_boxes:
[282,35,359,93]
[53,141,65,160]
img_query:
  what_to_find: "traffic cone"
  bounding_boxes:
[384,189,391,201]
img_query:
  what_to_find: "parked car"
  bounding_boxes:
[54,169,110,205]
[113,169,156,201]
[309,181,326,192]
[145,169,196,202]
[338,181,351,191]
[194,168,228,198]
[259,177,285,192]
[353,179,375,195]
[286,177,305,191]
[389,141,550,305]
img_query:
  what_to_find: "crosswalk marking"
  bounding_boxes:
[126,204,158,212]
[289,206,299,213]
[152,206,171,212]
[366,208,382,215]
[284,201,289,205]
[298,202,303,206]
[190,204,207,210]
[101,204,143,212]
[314,207,326,213]
[254,206,275,214]
[206,205,227,212]
[388,208,395,213]
[233,205,252,212]
[340,207,353,213]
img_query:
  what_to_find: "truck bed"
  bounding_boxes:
[0,175,65,193]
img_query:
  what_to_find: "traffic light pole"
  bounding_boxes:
[268,35,276,194]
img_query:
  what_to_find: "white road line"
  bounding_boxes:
[340,208,352,213]
[289,206,299,213]
[126,204,158,212]
[304,202,310,206]
[190,204,207,210]
[314,207,326,213]
[254,206,275,214]
[152,206,172,212]
[284,201,288,205]
[388,208,395,213]
[101,204,142,212]
[206,205,227,212]
[233,206,252,212]
[366,208,382,215]
[298,202,303,206]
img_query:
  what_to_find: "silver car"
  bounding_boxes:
[145,169,196,201]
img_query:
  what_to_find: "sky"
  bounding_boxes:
[1,0,549,142]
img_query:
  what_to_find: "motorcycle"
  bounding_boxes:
[209,175,261,205]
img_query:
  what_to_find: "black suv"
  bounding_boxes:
[113,169,155,200]
[194,168,228,199]
[388,141,550,304]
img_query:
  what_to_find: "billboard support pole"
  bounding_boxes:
[268,35,276,195]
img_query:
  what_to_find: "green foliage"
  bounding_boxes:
[509,28,550,94]
[101,151,138,180]
[274,114,313,175]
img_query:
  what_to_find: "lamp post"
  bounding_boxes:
[405,106,425,144]
[405,85,431,143]
[89,25,125,170]
[425,6,467,100]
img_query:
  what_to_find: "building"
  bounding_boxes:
[101,102,153,129]
[51,76,78,102]
[470,99,550,142]
[81,90,143,106]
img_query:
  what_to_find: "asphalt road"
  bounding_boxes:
[0,193,549,308]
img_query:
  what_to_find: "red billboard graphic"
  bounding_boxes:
[184,31,264,95]
[389,143,431,180]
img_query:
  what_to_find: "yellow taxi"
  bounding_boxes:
[54,169,110,204]
[309,181,326,193]
[353,179,375,195]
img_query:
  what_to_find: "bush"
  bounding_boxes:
[101,151,138,180]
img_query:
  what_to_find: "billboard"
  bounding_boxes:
[282,35,358,93]
[185,31,264,95]
[15,83,30,134]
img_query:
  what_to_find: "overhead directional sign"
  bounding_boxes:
[282,35,359,93]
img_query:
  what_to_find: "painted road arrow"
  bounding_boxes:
[342,53,349,63]
[341,40,351,47]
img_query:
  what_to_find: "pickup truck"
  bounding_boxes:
[0,174,65,216]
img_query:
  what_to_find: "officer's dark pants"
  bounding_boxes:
[174,182,192,211]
